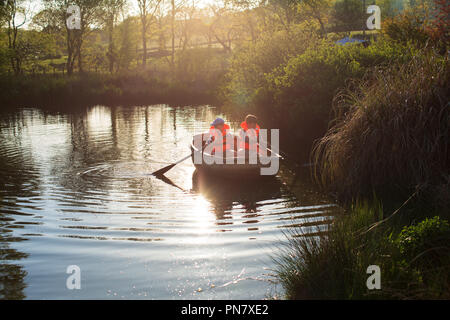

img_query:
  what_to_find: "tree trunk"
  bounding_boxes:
[78,39,84,73]
[171,0,175,70]
[108,20,115,73]
[7,20,21,75]
[142,22,147,67]
[66,32,75,75]
[67,55,74,75]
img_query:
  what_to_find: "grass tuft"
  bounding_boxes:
[312,51,449,202]
[274,201,450,299]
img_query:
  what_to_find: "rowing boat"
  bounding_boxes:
[190,133,281,177]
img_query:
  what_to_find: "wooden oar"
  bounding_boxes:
[152,140,211,176]
[151,154,191,176]
[257,137,284,160]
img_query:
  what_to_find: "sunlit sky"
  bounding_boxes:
[23,0,225,28]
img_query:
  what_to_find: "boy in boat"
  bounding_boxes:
[239,114,260,153]
[207,118,234,155]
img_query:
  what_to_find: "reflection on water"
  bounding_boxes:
[0,105,336,299]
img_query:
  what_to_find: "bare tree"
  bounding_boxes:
[154,2,167,52]
[209,4,239,52]
[100,0,126,73]
[165,0,186,71]
[137,0,162,67]
[226,0,259,42]
[178,0,196,52]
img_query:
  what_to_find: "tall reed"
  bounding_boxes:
[312,52,449,202]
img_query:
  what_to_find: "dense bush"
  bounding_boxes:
[224,34,417,154]
[382,2,449,53]
[261,38,414,151]
[397,216,450,266]
[175,47,228,86]
[383,10,431,45]
[222,6,446,158]
[222,26,320,106]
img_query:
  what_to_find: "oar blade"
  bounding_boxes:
[154,174,185,191]
[152,163,177,176]
[151,154,192,176]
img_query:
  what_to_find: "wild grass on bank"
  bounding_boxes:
[312,51,449,202]
[274,201,450,299]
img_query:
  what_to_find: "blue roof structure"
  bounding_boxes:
[336,37,368,45]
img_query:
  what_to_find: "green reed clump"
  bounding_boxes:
[312,52,449,202]
[274,201,386,299]
[274,201,450,299]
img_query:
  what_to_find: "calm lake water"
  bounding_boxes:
[0,105,336,299]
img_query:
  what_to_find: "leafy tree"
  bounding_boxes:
[267,0,300,31]
[116,16,139,71]
[43,0,101,75]
[99,0,127,73]
[1,0,28,74]
[332,0,365,31]
[298,0,333,36]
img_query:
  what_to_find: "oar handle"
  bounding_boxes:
[174,154,191,165]
[258,137,284,160]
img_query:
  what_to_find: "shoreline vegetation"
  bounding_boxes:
[1,0,449,299]
[0,71,219,108]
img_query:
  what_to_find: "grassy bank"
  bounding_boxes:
[275,200,450,299]
[0,71,220,109]
[0,46,229,109]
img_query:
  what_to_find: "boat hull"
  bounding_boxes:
[190,133,281,178]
